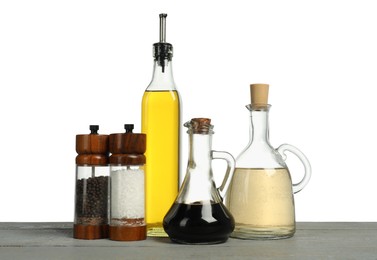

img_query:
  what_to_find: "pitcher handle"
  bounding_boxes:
[276,144,312,194]
[211,151,236,199]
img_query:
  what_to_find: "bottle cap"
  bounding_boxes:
[250,84,269,105]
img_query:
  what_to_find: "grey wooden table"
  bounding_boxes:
[0,222,376,259]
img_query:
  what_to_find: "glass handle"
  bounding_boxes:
[276,144,312,194]
[211,151,236,199]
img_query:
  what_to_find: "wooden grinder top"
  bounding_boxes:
[76,125,109,166]
[109,124,146,166]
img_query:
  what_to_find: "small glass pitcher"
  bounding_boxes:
[163,118,235,244]
[225,84,311,240]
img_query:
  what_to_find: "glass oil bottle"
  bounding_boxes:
[141,14,181,237]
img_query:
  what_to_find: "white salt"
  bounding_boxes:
[111,168,145,219]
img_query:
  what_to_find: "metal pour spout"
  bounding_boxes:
[159,13,167,43]
[153,13,173,73]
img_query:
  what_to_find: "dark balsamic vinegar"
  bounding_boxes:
[163,202,235,244]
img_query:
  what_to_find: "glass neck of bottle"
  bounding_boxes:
[249,106,271,145]
[188,132,212,171]
[176,130,218,204]
[147,59,176,90]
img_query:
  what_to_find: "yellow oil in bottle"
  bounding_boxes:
[142,90,180,237]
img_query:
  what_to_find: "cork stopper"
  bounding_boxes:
[185,118,213,134]
[250,84,269,105]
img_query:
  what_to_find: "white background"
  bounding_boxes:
[1,0,376,222]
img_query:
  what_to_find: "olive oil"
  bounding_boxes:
[142,90,180,236]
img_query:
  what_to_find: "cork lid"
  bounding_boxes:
[184,118,214,134]
[250,84,269,105]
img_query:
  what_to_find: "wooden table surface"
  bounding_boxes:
[0,222,376,259]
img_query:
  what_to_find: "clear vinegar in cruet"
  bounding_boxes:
[225,84,312,240]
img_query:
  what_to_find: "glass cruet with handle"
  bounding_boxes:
[163,118,235,244]
[225,83,311,240]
